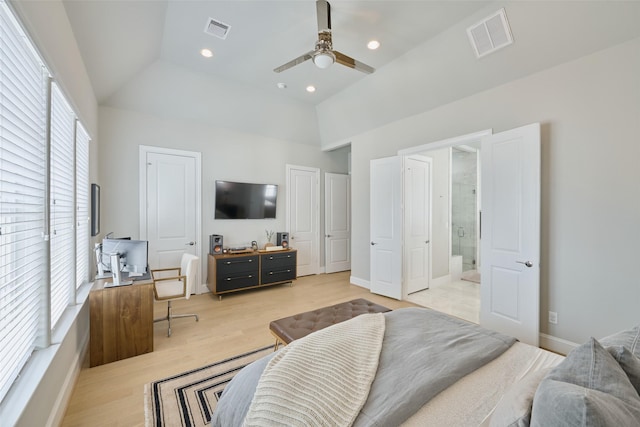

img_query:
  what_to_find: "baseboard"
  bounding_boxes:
[47,331,89,427]
[349,276,369,289]
[539,333,579,356]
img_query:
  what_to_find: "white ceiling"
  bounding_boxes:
[62,0,491,104]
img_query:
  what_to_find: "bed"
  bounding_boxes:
[211,307,640,426]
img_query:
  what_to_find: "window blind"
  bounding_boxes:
[75,122,89,289]
[0,1,48,401]
[49,82,75,327]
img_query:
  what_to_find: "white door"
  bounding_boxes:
[480,123,540,346]
[325,173,351,273]
[405,156,431,294]
[140,147,202,290]
[286,165,319,276]
[370,156,402,299]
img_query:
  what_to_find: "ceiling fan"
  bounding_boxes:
[274,0,375,74]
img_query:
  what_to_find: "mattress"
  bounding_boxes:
[401,342,565,426]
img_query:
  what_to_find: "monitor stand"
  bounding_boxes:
[105,253,133,287]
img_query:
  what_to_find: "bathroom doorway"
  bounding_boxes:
[405,144,481,323]
[451,146,481,283]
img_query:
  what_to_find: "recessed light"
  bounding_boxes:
[306,85,316,93]
[277,82,287,89]
[200,48,213,58]
[367,40,380,50]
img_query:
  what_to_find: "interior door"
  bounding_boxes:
[370,156,402,299]
[286,165,319,276]
[405,155,431,294]
[141,148,201,289]
[325,173,351,273]
[480,123,540,346]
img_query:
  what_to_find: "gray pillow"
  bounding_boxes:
[530,338,640,426]
[608,345,640,395]
[600,325,640,357]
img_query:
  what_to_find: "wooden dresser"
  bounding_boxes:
[207,249,297,299]
[89,278,154,367]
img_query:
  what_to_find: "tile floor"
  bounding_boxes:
[407,278,480,324]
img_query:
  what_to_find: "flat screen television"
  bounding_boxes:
[215,180,277,219]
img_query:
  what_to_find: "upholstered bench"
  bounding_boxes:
[269,298,391,349]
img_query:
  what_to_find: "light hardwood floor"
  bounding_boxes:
[61,271,417,426]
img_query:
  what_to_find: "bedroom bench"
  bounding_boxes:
[269,298,390,349]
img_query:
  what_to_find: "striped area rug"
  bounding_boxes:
[144,345,273,427]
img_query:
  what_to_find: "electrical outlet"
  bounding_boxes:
[548,311,558,325]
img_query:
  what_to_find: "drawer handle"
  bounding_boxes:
[226,275,253,281]
[269,269,291,275]
[225,259,253,265]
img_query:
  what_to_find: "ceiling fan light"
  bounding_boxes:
[313,51,335,69]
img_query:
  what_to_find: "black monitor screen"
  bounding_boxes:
[215,180,277,219]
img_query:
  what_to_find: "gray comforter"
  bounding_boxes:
[212,307,516,427]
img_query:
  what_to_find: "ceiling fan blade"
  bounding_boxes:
[334,51,375,74]
[273,51,315,73]
[316,0,331,32]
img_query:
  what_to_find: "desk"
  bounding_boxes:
[89,278,154,367]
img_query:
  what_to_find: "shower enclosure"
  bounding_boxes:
[451,147,478,272]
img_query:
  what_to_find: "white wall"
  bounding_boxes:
[104,60,321,145]
[316,1,640,147]
[348,37,640,345]
[98,106,349,281]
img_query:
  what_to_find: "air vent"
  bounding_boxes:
[204,17,231,40]
[467,8,513,58]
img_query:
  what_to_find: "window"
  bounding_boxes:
[49,82,76,325]
[0,0,91,402]
[75,123,90,290]
[0,0,48,402]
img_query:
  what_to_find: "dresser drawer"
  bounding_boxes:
[261,266,296,285]
[216,273,259,292]
[216,255,259,274]
[261,252,296,269]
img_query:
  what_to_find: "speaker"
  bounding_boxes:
[209,234,223,254]
[276,232,289,248]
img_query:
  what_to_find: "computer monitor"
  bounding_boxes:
[101,238,148,275]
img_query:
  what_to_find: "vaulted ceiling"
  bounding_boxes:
[59,0,640,146]
[62,0,491,104]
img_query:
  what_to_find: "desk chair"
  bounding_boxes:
[151,253,199,337]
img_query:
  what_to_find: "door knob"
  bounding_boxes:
[425,240,430,244]
[326,234,332,238]
[516,260,533,268]
[371,241,378,246]
[185,241,195,246]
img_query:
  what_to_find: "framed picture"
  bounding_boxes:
[91,183,100,237]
